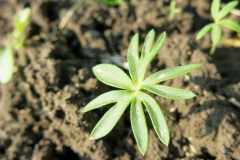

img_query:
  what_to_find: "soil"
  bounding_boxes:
[0,0,240,160]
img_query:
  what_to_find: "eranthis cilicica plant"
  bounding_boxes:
[196,0,240,55]
[82,29,202,154]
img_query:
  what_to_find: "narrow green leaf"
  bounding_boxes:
[93,64,134,90]
[127,33,140,84]
[143,64,202,85]
[211,0,220,21]
[140,32,166,82]
[141,29,155,60]
[218,19,240,32]
[211,24,222,45]
[90,97,132,140]
[15,8,31,35]
[0,47,14,84]
[137,91,170,145]
[196,23,214,40]
[147,32,166,66]
[217,1,238,21]
[142,85,196,100]
[131,97,148,155]
[82,90,132,112]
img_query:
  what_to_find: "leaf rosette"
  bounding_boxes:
[83,29,202,154]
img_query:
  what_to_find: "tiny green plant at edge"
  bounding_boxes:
[82,29,202,155]
[0,8,31,84]
[169,0,181,20]
[84,0,126,6]
[196,0,240,55]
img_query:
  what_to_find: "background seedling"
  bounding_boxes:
[82,29,202,154]
[196,0,240,55]
[0,8,31,84]
[98,0,127,6]
[169,0,181,20]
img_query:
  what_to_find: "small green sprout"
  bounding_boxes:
[95,0,127,6]
[0,8,31,84]
[82,29,202,154]
[196,0,240,55]
[169,0,181,20]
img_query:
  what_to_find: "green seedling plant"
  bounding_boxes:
[196,0,240,55]
[169,0,181,20]
[94,0,126,6]
[0,8,31,84]
[82,29,202,154]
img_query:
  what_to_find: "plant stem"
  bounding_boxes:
[210,44,216,55]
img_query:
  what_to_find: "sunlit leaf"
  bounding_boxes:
[139,31,166,82]
[137,91,170,145]
[141,29,155,60]
[93,64,134,89]
[15,8,31,36]
[82,90,132,112]
[0,47,14,84]
[216,1,238,21]
[142,85,196,100]
[196,23,214,40]
[131,97,148,155]
[128,33,140,84]
[211,0,220,21]
[211,24,222,45]
[218,19,240,32]
[143,64,202,85]
[90,97,132,140]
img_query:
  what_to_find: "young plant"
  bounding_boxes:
[82,29,202,154]
[196,0,240,55]
[0,8,31,84]
[169,0,181,20]
[94,0,127,6]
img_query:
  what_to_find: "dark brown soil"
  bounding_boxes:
[1,0,240,160]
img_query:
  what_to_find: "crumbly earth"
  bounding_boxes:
[0,0,240,159]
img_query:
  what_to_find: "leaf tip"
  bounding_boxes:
[90,136,95,140]
[81,108,87,113]
[140,150,147,155]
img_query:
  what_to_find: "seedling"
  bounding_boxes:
[82,29,202,154]
[0,8,31,84]
[169,0,181,20]
[78,0,126,6]
[92,0,126,6]
[196,0,240,55]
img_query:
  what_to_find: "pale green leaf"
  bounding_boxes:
[131,97,148,155]
[140,32,166,82]
[142,85,196,100]
[82,90,132,112]
[211,0,220,21]
[137,91,170,145]
[145,32,166,66]
[217,1,238,21]
[141,29,155,60]
[143,64,202,85]
[218,19,240,32]
[0,47,14,84]
[196,23,214,40]
[211,24,222,45]
[15,8,31,36]
[90,97,132,140]
[93,64,134,89]
[127,33,139,84]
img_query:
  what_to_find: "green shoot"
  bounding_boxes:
[0,8,31,84]
[82,29,202,155]
[169,0,181,20]
[196,0,240,55]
